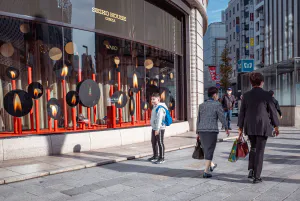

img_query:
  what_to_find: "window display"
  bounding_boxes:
[0,15,182,135]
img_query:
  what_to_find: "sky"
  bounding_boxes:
[207,0,229,24]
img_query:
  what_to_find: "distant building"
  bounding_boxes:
[203,22,226,99]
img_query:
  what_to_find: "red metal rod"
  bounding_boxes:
[72,107,76,131]
[27,66,34,131]
[18,118,22,134]
[62,80,68,129]
[112,105,116,128]
[47,88,52,131]
[110,85,114,97]
[131,115,135,125]
[11,80,18,134]
[78,68,82,114]
[87,107,91,128]
[92,74,96,124]
[54,120,58,131]
[35,99,40,132]
[117,72,122,127]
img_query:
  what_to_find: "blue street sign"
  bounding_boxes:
[238,59,254,73]
[216,83,221,89]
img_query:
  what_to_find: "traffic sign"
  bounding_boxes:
[216,83,221,89]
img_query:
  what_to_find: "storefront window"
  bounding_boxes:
[0,15,181,134]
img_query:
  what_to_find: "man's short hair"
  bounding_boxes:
[208,87,218,98]
[151,92,160,98]
[269,90,274,96]
[249,72,264,87]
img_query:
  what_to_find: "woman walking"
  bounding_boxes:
[238,72,279,183]
[196,87,230,178]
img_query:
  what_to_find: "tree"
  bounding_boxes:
[220,47,233,91]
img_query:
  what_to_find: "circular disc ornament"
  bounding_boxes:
[141,102,149,111]
[66,91,79,107]
[6,67,20,80]
[128,88,134,97]
[28,82,43,99]
[111,91,128,108]
[65,42,76,55]
[47,98,61,120]
[1,43,15,58]
[159,87,170,104]
[114,56,120,65]
[169,96,175,110]
[144,59,154,69]
[4,90,33,117]
[76,79,100,108]
[129,71,141,93]
[129,97,135,116]
[49,47,62,61]
[20,24,30,34]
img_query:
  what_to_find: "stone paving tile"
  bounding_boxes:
[0,168,20,179]
[168,191,200,201]
[92,184,133,196]
[12,184,57,196]
[255,188,295,201]
[40,192,71,201]
[153,183,190,196]
[65,192,103,201]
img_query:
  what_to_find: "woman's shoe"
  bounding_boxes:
[252,178,263,184]
[203,172,212,178]
[210,164,218,172]
[248,170,254,179]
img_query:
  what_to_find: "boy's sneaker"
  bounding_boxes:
[154,158,165,164]
[147,156,158,162]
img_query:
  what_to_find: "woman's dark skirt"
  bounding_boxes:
[198,132,218,160]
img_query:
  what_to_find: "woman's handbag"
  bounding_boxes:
[236,136,249,158]
[228,139,238,162]
[192,137,204,160]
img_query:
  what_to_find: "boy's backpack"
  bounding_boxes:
[156,106,173,126]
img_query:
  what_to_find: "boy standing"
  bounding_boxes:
[148,93,168,164]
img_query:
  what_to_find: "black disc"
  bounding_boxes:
[6,67,20,80]
[141,102,149,111]
[76,79,100,107]
[28,82,43,99]
[66,91,79,107]
[4,90,33,117]
[111,91,128,108]
[129,97,135,116]
[169,96,175,110]
[159,87,170,105]
[128,71,141,93]
[128,88,134,97]
[47,98,61,120]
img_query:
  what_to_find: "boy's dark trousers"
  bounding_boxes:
[151,129,165,159]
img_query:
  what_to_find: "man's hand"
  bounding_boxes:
[280,116,283,119]
[154,130,159,136]
[274,127,279,136]
[238,128,243,137]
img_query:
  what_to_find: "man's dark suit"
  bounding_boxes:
[238,87,279,179]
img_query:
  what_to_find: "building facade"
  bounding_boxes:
[254,0,264,68]
[242,0,300,128]
[203,22,226,99]
[225,0,241,94]
[0,0,208,160]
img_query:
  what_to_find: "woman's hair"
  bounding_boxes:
[208,87,218,98]
[249,72,264,87]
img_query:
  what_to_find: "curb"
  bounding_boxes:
[1,136,237,185]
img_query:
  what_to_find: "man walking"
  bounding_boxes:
[238,72,279,184]
[221,88,235,130]
[269,90,283,119]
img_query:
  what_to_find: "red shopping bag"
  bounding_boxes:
[236,136,249,158]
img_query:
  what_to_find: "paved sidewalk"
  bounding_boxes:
[0,128,237,185]
[0,126,299,201]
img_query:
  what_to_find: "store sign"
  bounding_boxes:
[238,60,254,73]
[92,7,127,23]
[208,66,217,81]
